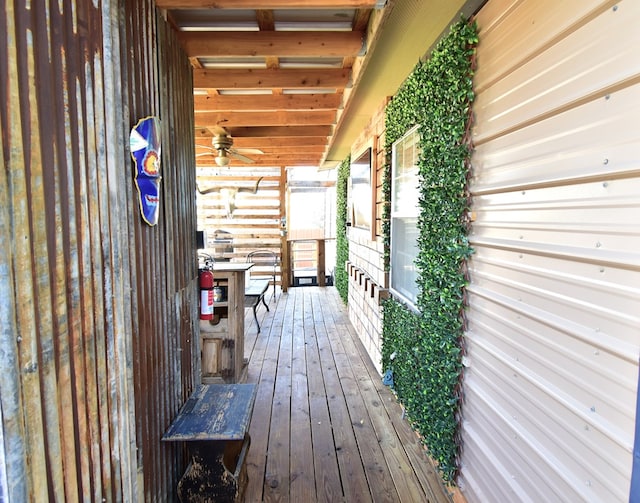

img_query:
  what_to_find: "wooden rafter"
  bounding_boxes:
[179,31,364,58]
[193,93,342,112]
[197,153,323,165]
[195,136,328,148]
[193,68,351,89]
[218,125,332,137]
[157,0,382,8]
[194,110,336,128]
[161,1,394,168]
[255,10,275,30]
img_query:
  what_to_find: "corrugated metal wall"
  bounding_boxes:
[0,1,197,501]
[125,2,198,500]
[462,0,640,501]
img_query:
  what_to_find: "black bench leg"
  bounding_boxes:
[261,294,269,311]
[253,305,261,333]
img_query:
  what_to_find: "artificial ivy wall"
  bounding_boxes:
[381,19,477,482]
[335,156,350,303]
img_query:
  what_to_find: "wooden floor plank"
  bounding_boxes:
[310,289,372,503]
[243,286,453,503]
[289,289,315,502]
[263,290,295,502]
[303,289,344,503]
[322,293,433,502]
[333,294,453,503]
[244,295,282,503]
[317,291,400,503]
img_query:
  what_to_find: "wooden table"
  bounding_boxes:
[163,384,257,502]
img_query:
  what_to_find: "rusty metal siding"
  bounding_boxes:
[462,0,640,502]
[0,1,196,501]
[124,1,198,501]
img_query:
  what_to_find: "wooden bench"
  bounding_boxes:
[163,383,257,502]
[244,278,270,333]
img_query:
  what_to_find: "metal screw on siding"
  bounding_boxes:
[603,158,609,165]
[612,5,618,12]
[590,406,596,412]
[595,241,602,248]
[605,94,610,100]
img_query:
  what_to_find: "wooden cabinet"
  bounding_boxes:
[199,263,252,383]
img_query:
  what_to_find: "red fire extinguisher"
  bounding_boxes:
[199,268,214,320]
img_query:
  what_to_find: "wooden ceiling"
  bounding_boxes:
[157,0,392,168]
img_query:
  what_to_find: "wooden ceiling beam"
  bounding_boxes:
[195,136,328,148]
[196,158,324,169]
[352,8,372,30]
[196,148,326,159]
[197,152,321,163]
[194,93,342,112]
[179,31,364,58]
[196,148,326,158]
[195,110,336,127]
[195,125,331,139]
[157,1,381,8]
[255,10,275,30]
[193,68,350,89]
[197,158,323,168]
[223,125,332,137]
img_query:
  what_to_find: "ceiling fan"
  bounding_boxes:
[196,126,263,167]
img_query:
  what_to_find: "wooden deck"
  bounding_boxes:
[242,286,454,503]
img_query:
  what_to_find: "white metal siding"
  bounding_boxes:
[462,0,640,501]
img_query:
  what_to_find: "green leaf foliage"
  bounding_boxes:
[335,156,350,303]
[381,18,477,482]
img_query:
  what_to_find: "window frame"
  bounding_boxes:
[389,125,421,308]
[349,146,373,232]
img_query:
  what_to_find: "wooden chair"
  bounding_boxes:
[246,250,278,300]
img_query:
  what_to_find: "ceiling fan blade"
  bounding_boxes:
[234,147,264,155]
[228,150,255,163]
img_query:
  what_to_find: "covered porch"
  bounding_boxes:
[241,286,453,502]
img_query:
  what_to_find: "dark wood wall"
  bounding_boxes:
[0,1,196,500]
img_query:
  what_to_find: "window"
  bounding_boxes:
[350,147,372,231]
[390,126,420,306]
